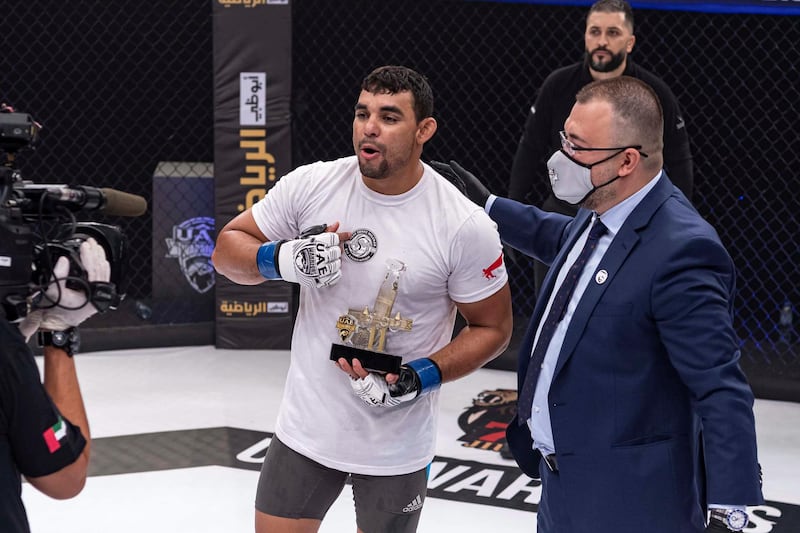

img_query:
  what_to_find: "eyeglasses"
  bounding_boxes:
[559,130,648,158]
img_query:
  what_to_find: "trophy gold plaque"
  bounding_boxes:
[330,259,412,373]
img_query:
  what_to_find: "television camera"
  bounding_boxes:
[0,109,146,322]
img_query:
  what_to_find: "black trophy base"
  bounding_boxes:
[330,344,402,374]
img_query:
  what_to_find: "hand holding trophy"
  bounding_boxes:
[330,259,411,373]
[331,259,442,407]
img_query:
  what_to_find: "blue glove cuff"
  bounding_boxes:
[407,358,442,394]
[256,240,284,280]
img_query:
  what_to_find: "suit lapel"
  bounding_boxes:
[551,226,638,378]
[516,209,594,386]
[552,175,676,378]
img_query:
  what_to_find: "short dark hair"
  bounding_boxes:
[576,76,663,168]
[361,65,434,122]
[588,0,634,32]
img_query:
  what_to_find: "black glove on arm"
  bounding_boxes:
[429,160,467,196]
[388,358,442,398]
[429,160,492,207]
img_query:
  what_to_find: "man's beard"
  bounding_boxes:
[585,48,626,73]
[580,174,618,211]
[358,157,390,180]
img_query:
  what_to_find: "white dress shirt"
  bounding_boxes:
[525,173,661,454]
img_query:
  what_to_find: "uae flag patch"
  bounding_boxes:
[43,416,68,453]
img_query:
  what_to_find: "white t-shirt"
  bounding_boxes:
[251,155,508,475]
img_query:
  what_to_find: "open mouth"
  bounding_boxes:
[359,143,382,158]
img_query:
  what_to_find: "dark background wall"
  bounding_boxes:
[2,0,797,399]
[290,0,799,398]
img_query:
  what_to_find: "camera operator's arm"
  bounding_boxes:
[25,344,91,498]
[17,238,110,498]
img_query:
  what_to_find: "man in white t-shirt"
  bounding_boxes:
[212,65,512,533]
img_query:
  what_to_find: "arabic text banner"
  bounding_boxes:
[213,0,295,349]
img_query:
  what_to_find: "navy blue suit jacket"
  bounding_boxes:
[496,175,763,532]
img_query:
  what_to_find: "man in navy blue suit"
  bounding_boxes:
[431,76,763,532]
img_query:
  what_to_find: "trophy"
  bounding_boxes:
[330,259,412,374]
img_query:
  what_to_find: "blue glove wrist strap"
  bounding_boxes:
[407,358,442,395]
[256,240,284,280]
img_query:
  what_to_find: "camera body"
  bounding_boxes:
[0,111,128,321]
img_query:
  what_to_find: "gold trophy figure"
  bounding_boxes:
[331,259,413,373]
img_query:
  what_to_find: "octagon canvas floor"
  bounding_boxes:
[22,345,800,532]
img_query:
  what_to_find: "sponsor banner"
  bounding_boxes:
[213,0,294,348]
[214,277,295,349]
[152,162,215,323]
[465,0,800,15]
[239,72,266,126]
[89,426,800,531]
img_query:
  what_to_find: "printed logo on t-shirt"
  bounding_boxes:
[482,253,504,280]
[343,228,377,262]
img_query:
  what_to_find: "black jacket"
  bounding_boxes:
[508,59,694,213]
[0,321,86,533]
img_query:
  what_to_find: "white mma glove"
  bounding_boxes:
[256,232,342,288]
[350,358,442,408]
[18,238,111,341]
[350,373,417,408]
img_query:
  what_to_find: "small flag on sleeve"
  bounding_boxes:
[43,416,68,453]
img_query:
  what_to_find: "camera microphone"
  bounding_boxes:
[18,184,148,217]
[87,187,148,217]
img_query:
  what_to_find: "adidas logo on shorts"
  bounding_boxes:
[402,494,424,513]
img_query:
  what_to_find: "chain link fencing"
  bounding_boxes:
[3,1,797,395]
[291,0,799,395]
[2,0,214,343]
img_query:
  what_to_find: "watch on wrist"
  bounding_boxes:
[710,508,748,531]
[38,327,81,357]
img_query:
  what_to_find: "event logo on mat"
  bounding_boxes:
[90,427,800,530]
[457,389,517,457]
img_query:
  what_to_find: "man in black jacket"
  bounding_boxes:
[509,0,693,296]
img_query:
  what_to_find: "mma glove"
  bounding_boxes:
[351,358,442,408]
[18,237,112,341]
[429,160,492,207]
[256,232,342,288]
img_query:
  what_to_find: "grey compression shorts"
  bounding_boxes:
[256,436,429,532]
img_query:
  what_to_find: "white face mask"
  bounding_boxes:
[546,149,624,205]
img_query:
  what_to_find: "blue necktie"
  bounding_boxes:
[517,218,608,423]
